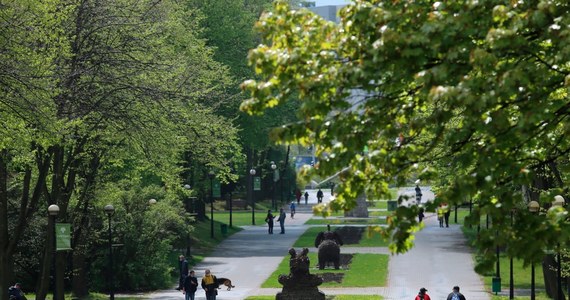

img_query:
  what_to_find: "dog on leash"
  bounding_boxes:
[216,277,235,291]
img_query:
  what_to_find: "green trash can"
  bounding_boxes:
[387,200,398,211]
[492,277,501,294]
[220,224,228,235]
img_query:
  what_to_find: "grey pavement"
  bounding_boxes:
[130,188,489,300]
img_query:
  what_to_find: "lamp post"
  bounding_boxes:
[104,204,115,300]
[551,195,565,300]
[208,172,215,239]
[509,209,514,300]
[250,168,256,225]
[183,184,193,256]
[48,204,59,300]
[271,161,277,210]
[528,200,540,300]
[148,198,157,206]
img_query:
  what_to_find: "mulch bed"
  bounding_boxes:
[315,226,365,283]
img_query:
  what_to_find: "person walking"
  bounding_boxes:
[304,191,309,204]
[415,180,423,203]
[418,207,425,223]
[316,189,324,203]
[437,204,445,228]
[201,269,218,300]
[265,210,275,234]
[290,202,296,219]
[177,255,189,290]
[182,270,198,300]
[277,208,286,234]
[415,287,431,300]
[295,189,302,205]
[446,285,466,300]
[8,283,26,300]
[443,202,451,227]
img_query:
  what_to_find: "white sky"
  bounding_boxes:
[314,0,350,5]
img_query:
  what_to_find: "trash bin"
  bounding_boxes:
[220,224,228,235]
[492,277,501,293]
[387,200,398,211]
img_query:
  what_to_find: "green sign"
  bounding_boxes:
[56,223,72,251]
[213,179,221,198]
[253,176,261,191]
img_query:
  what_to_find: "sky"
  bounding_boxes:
[314,0,350,5]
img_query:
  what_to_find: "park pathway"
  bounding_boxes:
[133,187,489,300]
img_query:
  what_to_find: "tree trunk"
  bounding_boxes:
[0,150,11,300]
[543,254,565,299]
[36,217,55,300]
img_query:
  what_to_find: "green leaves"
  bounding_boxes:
[242,0,570,269]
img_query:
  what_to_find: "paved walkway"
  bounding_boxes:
[134,187,489,300]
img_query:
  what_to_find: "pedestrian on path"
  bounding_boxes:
[182,270,198,300]
[437,204,445,228]
[443,202,451,227]
[265,210,275,234]
[177,255,189,290]
[418,207,425,223]
[304,191,309,204]
[295,189,302,205]
[447,285,466,300]
[415,287,431,300]
[317,189,324,203]
[277,208,286,234]
[290,202,296,219]
[415,180,422,203]
[201,269,218,300]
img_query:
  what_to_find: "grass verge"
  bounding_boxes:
[261,252,388,288]
[293,227,389,248]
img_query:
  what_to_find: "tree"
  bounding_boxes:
[242,0,570,275]
[1,0,242,298]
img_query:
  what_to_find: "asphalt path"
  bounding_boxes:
[130,187,489,300]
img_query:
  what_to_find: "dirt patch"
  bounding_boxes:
[314,254,353,272]
[319,272,344,283]
[334,226,365,244]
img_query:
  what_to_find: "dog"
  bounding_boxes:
[216,277,235,291]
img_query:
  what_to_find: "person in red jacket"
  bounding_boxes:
[415,287,431,300]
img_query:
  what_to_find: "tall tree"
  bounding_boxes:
[242,0,570,274]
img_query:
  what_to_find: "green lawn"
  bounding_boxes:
[214,211,268,227]
[369,210,390,217]
[261,252,388,288]
[246,296,382,300]
[368,200,388,209]
[306,218,386,225]
[294,227,389,248]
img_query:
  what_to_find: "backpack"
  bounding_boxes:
[451,292,460,300]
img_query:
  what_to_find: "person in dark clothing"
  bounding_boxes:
[304,191,309,204]
[8,283,26,300]
[178,255,189,290]
[182,270,198,300]
[265,210,275,234]
[316,189,324,203]
[201,269,218,300]
[277,208,286,234]
[444,204,451,227]
[418,207,425,223]
[415,180,422,203]
[446,285,467,300]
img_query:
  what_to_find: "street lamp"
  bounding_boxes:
[528,200,540,300]
[183,184,193,256]
[509,209,514,300]
[550,195,565,300]
[47,204,59,300]
[271,161,277,210]
[250,168,256,225]
[208,172,215,239]
[104,204,115,300]
[148,198,157,206]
